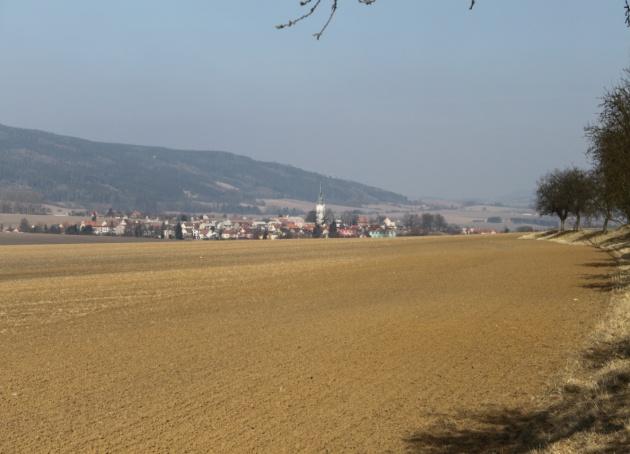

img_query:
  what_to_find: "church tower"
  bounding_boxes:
[315,183,326,226]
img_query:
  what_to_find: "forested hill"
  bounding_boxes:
[0,123,408,212]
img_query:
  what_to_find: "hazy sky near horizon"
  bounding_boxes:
[1,1,628,200]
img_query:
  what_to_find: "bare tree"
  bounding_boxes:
[278,1,630,39]
[589,169,619,233]
[566,168,595,230]
[340,211,359,226]
[586,68,630,224]
[535,169,574,232]
[19,217,30,233]
[536,167,596,231]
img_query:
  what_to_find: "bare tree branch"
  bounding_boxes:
[276,0,390,40]
[278,1,630,40]
[275,0,323,31]
[313,0,338,40]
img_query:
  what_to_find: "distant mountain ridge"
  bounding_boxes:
[0,123,408,212]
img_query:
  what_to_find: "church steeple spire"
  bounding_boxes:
[315,182,326,226]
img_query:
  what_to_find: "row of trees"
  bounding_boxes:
[9,218,64,234]
[0,201,51,215]
[12,218,165,237]
[536,70,630,232]
[535,167,594,231]
[401,213,449,235]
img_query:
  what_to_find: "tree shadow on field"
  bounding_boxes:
[581,261,616,268]
[405,260,630,453]
[581,248,618,268]
[581,230,608,242]
[579,255,627,292]
[600,232,630,249]
[580,272,628,293]
[583,338,630,370]
[404,350,630,453]
[539,230,570,240]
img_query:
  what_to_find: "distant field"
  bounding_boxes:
[0,232,157,245]
[0,213,86,226]
[260,201,546,231]
[0,236,612,452]
[0,213,88,227]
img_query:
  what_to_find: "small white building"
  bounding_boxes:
[113,219,127,236]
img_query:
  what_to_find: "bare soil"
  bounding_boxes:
[0,235,612,452]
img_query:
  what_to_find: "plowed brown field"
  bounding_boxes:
[0,235,612,452]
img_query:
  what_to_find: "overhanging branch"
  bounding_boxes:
[277,1,630,40]
[277,0,475,40]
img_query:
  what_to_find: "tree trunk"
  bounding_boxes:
[574,213,581,231]
[560,218,565,232]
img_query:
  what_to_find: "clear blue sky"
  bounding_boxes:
[1,1,628,200]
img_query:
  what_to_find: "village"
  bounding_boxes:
[84,212,399,240]
[2,187,505,240]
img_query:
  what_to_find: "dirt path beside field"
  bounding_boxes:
[0,235,613,452]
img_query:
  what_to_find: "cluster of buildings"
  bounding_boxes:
[7,187,514,240]
[160,216,395,240]
[12,187,400,240]
[83,217,398,242]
